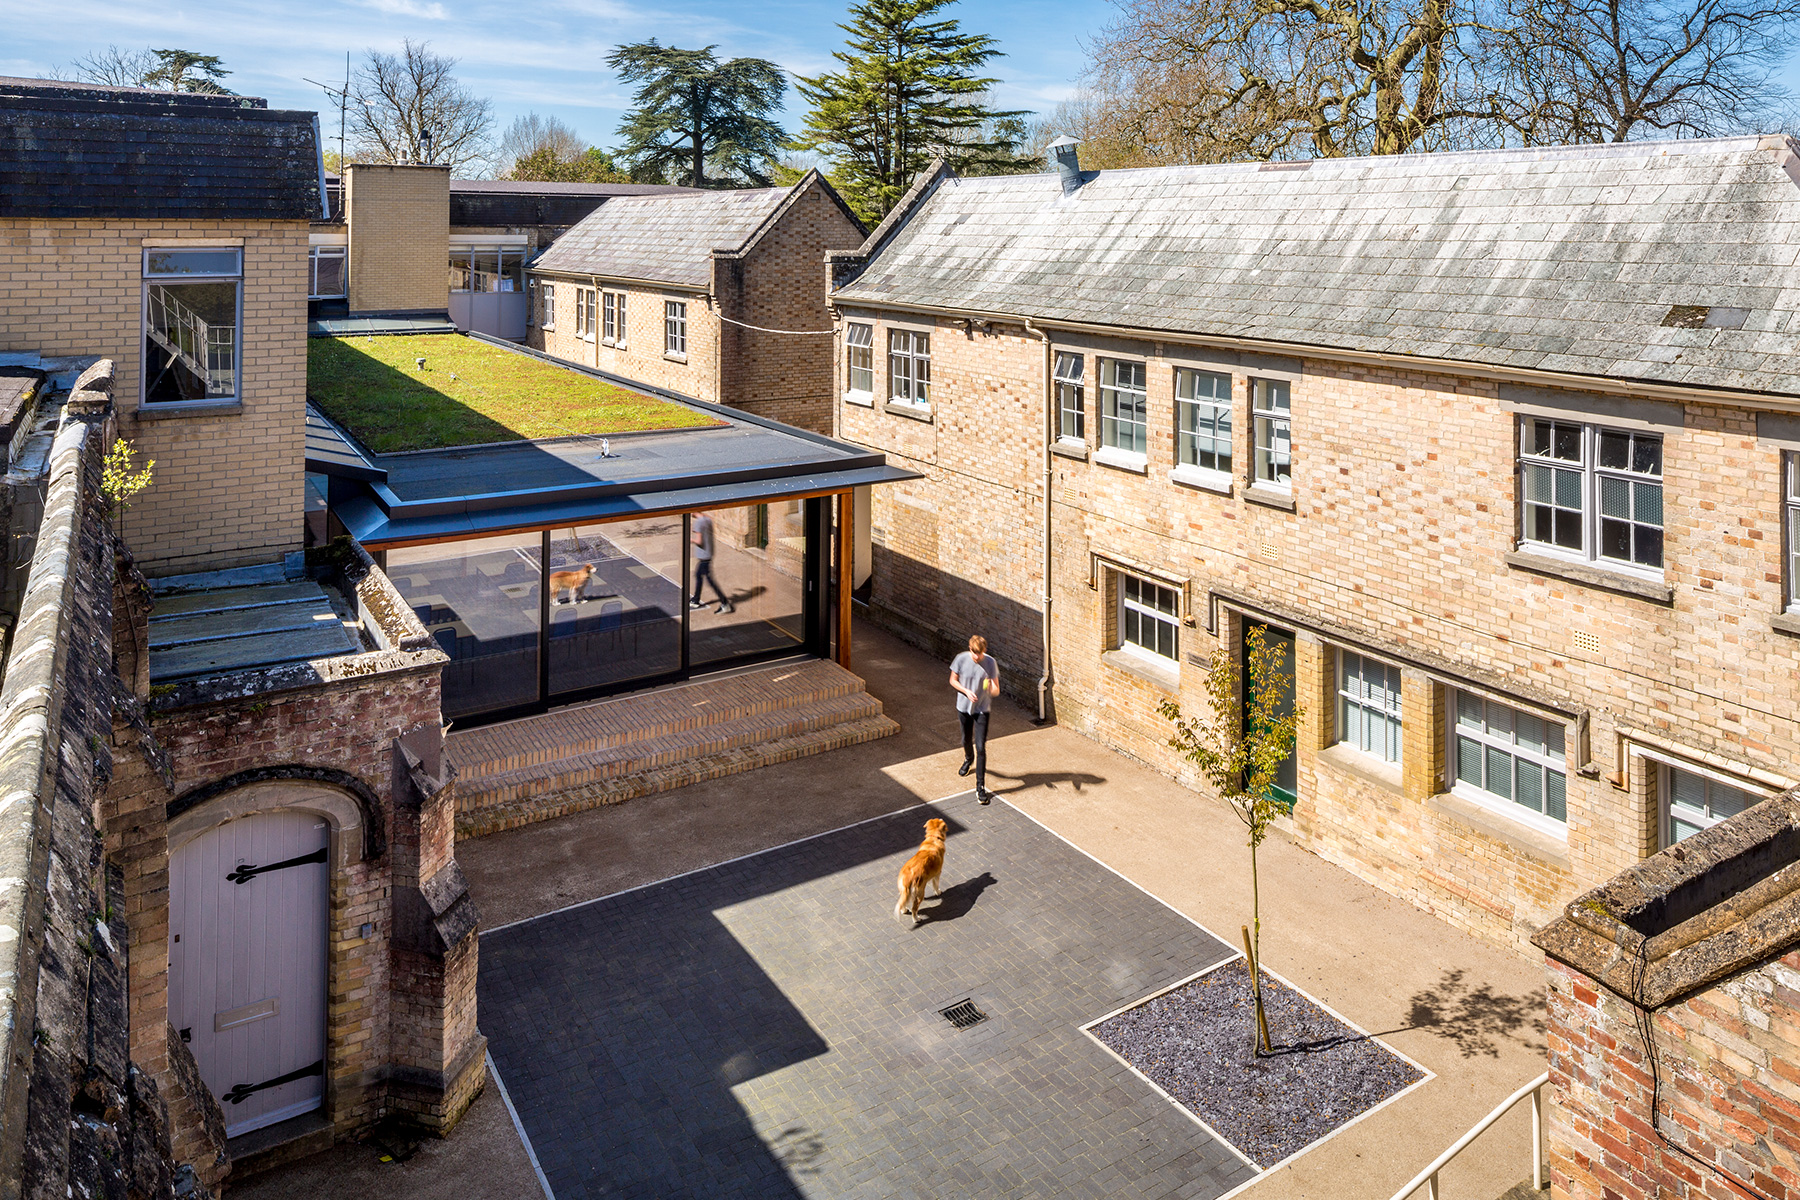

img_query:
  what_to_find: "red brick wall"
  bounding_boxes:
[1547,953,1800,1200]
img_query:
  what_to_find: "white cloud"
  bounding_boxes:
[359,0,449,15]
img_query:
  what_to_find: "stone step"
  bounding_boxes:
[446,659,866,781]
[1494,1172,1550,1200]
[457,690,887,809]
[454,711,899,839]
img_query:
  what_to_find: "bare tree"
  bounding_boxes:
[349,40,493,172]
[65,45,156,87]
[1489,0,1800,143]
[498,113,587,171]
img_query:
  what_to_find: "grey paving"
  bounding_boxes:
[478,793,1251,1200]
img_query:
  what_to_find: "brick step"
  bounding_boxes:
[446,659,866,780]
[457,690,886,809]
[455,712,901,839]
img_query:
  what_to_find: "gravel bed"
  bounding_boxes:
[1091,958,1423,1168]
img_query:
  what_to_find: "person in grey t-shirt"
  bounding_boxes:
[949,634,1000,804]
[688,511,733,613]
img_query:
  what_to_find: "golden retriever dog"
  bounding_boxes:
[895,818,948,924]
[549,563,595,605]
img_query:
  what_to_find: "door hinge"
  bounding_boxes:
[226,847,327,884]
[221,1059,324,1106]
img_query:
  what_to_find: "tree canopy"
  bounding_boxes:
[67,46,232,94]
[607,42,787,187]
[509,147,633,183]
[348,40,493,173]
[794,0,1032,222]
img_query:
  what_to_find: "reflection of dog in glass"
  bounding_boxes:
[549,563,595,605]
[895,818,948,924]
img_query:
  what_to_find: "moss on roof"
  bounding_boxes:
[307,333,720,454]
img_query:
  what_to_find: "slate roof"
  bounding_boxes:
[450,180,701,196]
[0,76,321,220]
[835,136,1800,399]
[530,186,795,289]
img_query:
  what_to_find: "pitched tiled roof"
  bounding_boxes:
[835,137,1800,399]
[449,180,702,196]
[0,77,321,220]
[530,186,794,289]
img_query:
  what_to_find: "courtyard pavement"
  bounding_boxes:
[237,617,1548,1200]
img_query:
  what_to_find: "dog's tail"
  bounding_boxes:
[895,877,918,922]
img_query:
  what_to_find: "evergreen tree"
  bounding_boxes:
[607,42,787,188]
[794,0,1030,222]
[509,146,632,183]
[141,50,233,94]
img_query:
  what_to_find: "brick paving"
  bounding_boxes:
[478,792,1252,1200]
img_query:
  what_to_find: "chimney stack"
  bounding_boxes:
[1047,136,1083,196]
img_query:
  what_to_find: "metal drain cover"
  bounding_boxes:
[939,999,987,1030]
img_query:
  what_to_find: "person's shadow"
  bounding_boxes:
[917,872,997,924]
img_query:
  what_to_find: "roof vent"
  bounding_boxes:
[1047,136,1083,196]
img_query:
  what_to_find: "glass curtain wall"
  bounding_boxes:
[547,518,684,697]
[388,532,543,720]
[688,502,808,667]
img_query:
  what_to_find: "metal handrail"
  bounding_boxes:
[1389,1072,1550,1200]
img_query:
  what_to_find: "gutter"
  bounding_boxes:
[1024,319,1053,723]
[830,298,1800,416]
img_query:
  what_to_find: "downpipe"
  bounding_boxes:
[1024,318,1053,724]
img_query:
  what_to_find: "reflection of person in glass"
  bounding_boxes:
[689,512,734,613]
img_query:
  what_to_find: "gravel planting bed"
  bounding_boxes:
[1091,958,1424,1168]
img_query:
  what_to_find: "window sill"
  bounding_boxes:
[885,402,933,423]
[1427,789,1571,867]
[664,353,688,364]
[1102,647,1179,693]
[134,400,243,420]
[844,391,875,409]
[1773,611,1800,638]
[1244,484,1296,512]
[1504,550,1674,604]
[1051,438,1089,462]
[1171,464,1233,496]
[1315,743,1405,797]
[1094,446,1148,474]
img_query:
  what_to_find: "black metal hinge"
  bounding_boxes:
[221,1059,324,1106]
[226,847,326,884]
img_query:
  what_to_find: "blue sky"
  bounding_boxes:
[0,0,1098,165]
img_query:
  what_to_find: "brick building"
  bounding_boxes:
[308,169,698,339]
[829,138,1800,953]
[0,78,483,1191]
[529,172,865,432]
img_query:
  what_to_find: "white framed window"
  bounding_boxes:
[143,247,241,405]
[1450,690,1567,832]
[1785,453,1799,612]
[888,329,930,406]
[1251,377,1291,488]
[601,291,618,344]
[1100,359,1147,454]
[308,246,347,300]
[1118,572,1179,661]
[575,288,596,340]
[1176,368,1232,473]
[1664,763,1761,846]
[1338,651,1402,763]
[845,322,874,395]
[540,282,556,331]
[1520,419,1664,572]
[1054,352,1085,442]
[665,300,687,356]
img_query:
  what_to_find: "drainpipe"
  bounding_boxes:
[1024,318,1053,723]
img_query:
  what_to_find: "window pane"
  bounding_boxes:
[1599,431,1629,470]
[847,323,872,348]
[1526,465,1552,504]
[1601,518,1631,561]
[1457,691,1483,729]
[1554,510,1583,549]
[146,248,241,276]
[1485,747,1514,799]
[1515,712,1545,756]
[1516,760,1544,813]
[1457,735,1483,786]
[1709,781,1755,820]
[1343,697,1364,751]
[1485,700,1513,739]
[1634,437,1662,476]
[389,531,543,720]
[1633,481,1663,526]
[1545,771,1567,821]
[548,519,683,696]
[1544,722,1564,760]
[688,502,810,667]
[1635,525,1664,568]
[1553,423,1581,461]
[1600,476,1630,519]
[1553,468,1583,509]
[145,281,238,402]
[471,249,500,293]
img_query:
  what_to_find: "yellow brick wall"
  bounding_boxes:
[346,164,450,314]
[529,277,720,402]
[837,309,1800,954]
[0,216,308,574]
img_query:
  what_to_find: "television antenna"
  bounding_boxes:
[303,52,352,187]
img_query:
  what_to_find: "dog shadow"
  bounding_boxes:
[917,872,997,925]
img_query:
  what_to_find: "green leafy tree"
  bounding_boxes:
[100,438,155,517]
[1158,624,1302,1055]
[142,50,233,95]
[794,0,1032,222]
[606,42,788,187]
[509,146,632,183]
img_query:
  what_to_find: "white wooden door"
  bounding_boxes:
[170,808,329,1138]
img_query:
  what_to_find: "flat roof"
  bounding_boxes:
[328,358,916,548]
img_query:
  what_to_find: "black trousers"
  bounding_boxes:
[959,709,989,789]
[691,558,727,605]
